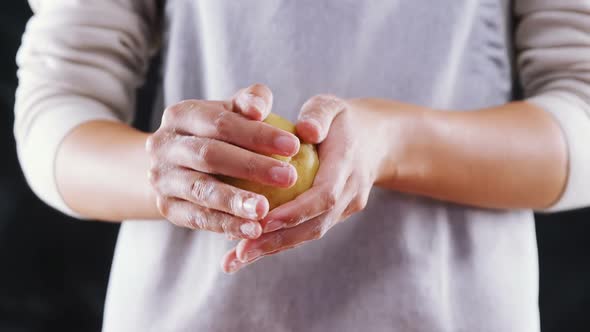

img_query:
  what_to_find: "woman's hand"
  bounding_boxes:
[146,84,301,239]
[221,96,411,273]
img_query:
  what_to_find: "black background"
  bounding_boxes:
[0,3,588,331]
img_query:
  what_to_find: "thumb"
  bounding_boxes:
[296,95,346,143]
[232,83,273,121]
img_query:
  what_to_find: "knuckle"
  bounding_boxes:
[145,134,157,153]
[301,96,323,115]
[358,196,368,211]
[250,127,267,146]
[147,168,161,187]
[340,142,355,161]
[219,215,232,234]
[269,231,285,248]
[310,223,328,241]
[288,214,307,228]
[320,189,338,211]
[244,155,259,179]
[162,100,200,126]
[234,88,246,99]
[196,140,216,166]
[187,210,208,230]
[351,196,367,213]
[310,229,322,241]
[163,103,183,123]
[339,107,354,125]
[330,96,346,109]
[301,96,319,111]
[226,189,244,214]
[190,175,213,203]
[249,83,271,97]
[312,94,339,108]
[213,111,233,140]
[311,95,346,116]
[145,131,169,154]
[156,197,170,217]
[250,83,267,91]
[358,189,371,211]
[185,216,198,229]
[308,94,328,106]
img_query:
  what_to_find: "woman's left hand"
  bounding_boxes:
[221,95,406,273]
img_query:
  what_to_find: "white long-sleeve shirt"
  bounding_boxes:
[14,1,590,331]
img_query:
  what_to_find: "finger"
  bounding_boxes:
[150,167,269,220]
[161,99,227,129]
[157,197,262,239]
[222,245,280,273]
[261,185,338,233]
[232,83,273,121]
[211,111,299,156]
[237,215,328,262]
[221,248,261,274]
[224,185,356,270]
[221,248,242,273]
[161,101,299,157]
[261,145,351,232]
[296,95,346,143]
[164,136,297,188]
[341,185,371,220]
[226,234,240,241]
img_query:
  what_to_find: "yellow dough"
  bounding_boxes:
[221,113,319,210]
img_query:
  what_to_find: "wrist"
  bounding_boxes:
[354,99,436,188]
[138,132,163,219]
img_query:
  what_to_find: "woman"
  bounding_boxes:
[15,0,590,331]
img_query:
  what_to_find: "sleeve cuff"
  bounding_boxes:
[17,97,120,218]
[527,92,590,212]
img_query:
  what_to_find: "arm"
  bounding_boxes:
[57,86,300,229]
[223,0,590,272]
[513,0,590,212]
[293,0,590,212]
[223,98,581,272]
[15,1,300,232]
[15,0,159,219]
[375,100,568,210]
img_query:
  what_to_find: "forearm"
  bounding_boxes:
[56,120,160,221]
[375,100,568,210]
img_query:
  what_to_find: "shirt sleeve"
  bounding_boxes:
[515,0,590,212]
[14,0,159,217]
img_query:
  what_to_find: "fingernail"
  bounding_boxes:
[264,220,284,233]
[243,249,263,262]
[237,93,265,116]
[269,165,296,186]
[226,259,242,273]
[240,222,260,238]
[303,118,322,133]
[236,92,266,113]
[242,197,259,219]
[274,135,298,154]
[236,93,247,109]
[250,96,266,115]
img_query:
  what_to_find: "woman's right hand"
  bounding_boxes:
[145,84,300,239]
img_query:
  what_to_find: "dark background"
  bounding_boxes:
[0,3,588,331]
